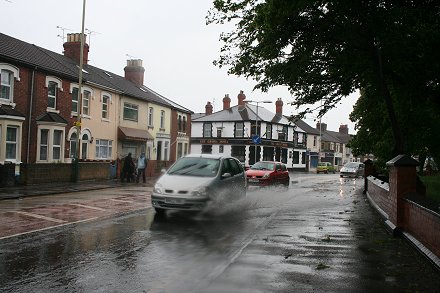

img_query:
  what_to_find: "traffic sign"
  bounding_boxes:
[252,135,261,144]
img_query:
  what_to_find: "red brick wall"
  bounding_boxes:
[367,176,392,217]
[404,199,440,257]
[20,162,111,185]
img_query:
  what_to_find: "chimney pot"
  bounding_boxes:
[63,33,89,64]
[124,59,145,86]
[237,90,246,106]
[275,98,283,115]
[205,101,213,115]
[223,94,231,110]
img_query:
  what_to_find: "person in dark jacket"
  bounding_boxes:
[122,153,135,182]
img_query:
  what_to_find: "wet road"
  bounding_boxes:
[0,174,439,292]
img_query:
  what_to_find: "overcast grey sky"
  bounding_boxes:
[2,0,358,133]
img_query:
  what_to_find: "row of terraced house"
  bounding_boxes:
[0,32,361,186]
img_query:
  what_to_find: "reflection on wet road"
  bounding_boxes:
[0,174,439,292]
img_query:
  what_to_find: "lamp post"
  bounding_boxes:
[73,0,87,182]
[245,100,272,165]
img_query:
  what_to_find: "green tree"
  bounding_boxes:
[208,0,440,157]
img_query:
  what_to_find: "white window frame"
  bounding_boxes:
[47,81,57,110]
[36,125,65,163]
[123,102,138,121]
[102,94,110,120]
[5,126,18,160]
[82,90,91,117]
[95,139,113,159]
[160,110,165,129]
[69,131,78,158]
[70,84,79,114]
[0,64,20,106]
[148,107,154,127]
[45,76,62,112]
[235,122,244,138]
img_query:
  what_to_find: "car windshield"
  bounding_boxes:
[318,163,327,167]
[167,157,220,177]
[251,162,274,170]
[344,162,360,168]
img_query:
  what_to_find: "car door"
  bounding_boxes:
[228,158,246,196]
[275,163,283,184]
[219,158,237,200]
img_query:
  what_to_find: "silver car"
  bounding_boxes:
[340,162,365,178]
[151,154,247,214]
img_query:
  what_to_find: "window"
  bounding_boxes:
[164,141,169,160]
[6,126,18,160]
[217,128,222,137]
[219,145,224,153]
[182,116,187,132]
[313,135,317,147]
[71,87,79,113]
[96,139,113,159]
[1,69,13,101]
[148,107,154,127]
[178,115,182,132]
[201,145,212,154]
[160,110,165,129]
[177,143,183,159]
[251,121,260,136]
[102,95,110,119]
[39,129,49,161]
[266,124,272,139]
[69,132,77,158]
[123,102,138,121]
[53,130,62,160]
[83,90,91,116]
[235,122,244,137]
[81,133,89,159]
[47,81,57,109]
[203,123,212,137]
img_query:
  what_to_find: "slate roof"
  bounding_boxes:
[36,112,68,124]
[192,104,291,125]
[292,119,321,135]
[0,33,192,114]
[0,105,25,117]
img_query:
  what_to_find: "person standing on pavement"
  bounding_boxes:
[136,152,148,183]
[122,153,135,182]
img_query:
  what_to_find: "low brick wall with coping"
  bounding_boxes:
[365,155,440,267]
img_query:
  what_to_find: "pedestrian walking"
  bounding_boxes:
[122,153,135,183]
[136,152,148,183]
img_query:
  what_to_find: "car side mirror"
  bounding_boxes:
[222,172,232,179]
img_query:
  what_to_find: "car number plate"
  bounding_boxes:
[248,179,259,183]
[165,198,184,204]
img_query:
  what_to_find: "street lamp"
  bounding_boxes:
[73,0,87,182]
[245,100,272,165]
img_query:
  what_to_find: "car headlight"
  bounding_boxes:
[153,183,164,194]
[262,172,270,179]
[192,186,208,197]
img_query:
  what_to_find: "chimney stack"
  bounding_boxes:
[124,59,145,86]
[223,94,231,110]
[316,122,327,132]
[339,124,349,135]
[205,101,213,115]
[275,98,283,115]
[63,33,89,64]
[237,90,246,106]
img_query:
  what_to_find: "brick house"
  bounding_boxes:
[0,32,192,182]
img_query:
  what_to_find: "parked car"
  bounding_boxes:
[151,154,247,214]
[245,161,290,187]
[340,162,365,178]
[316,162,336,174]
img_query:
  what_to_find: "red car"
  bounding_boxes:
[246,161,290,187]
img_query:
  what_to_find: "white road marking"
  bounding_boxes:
[0,217,99,240]
[69,203,107,211]
[109,198,134,203]
[13,211,67,224]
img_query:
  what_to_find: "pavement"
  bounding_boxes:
[0,177,158,200]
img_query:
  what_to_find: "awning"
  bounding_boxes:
[118,127,153,142]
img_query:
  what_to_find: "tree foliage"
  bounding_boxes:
[208,0,440,158]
